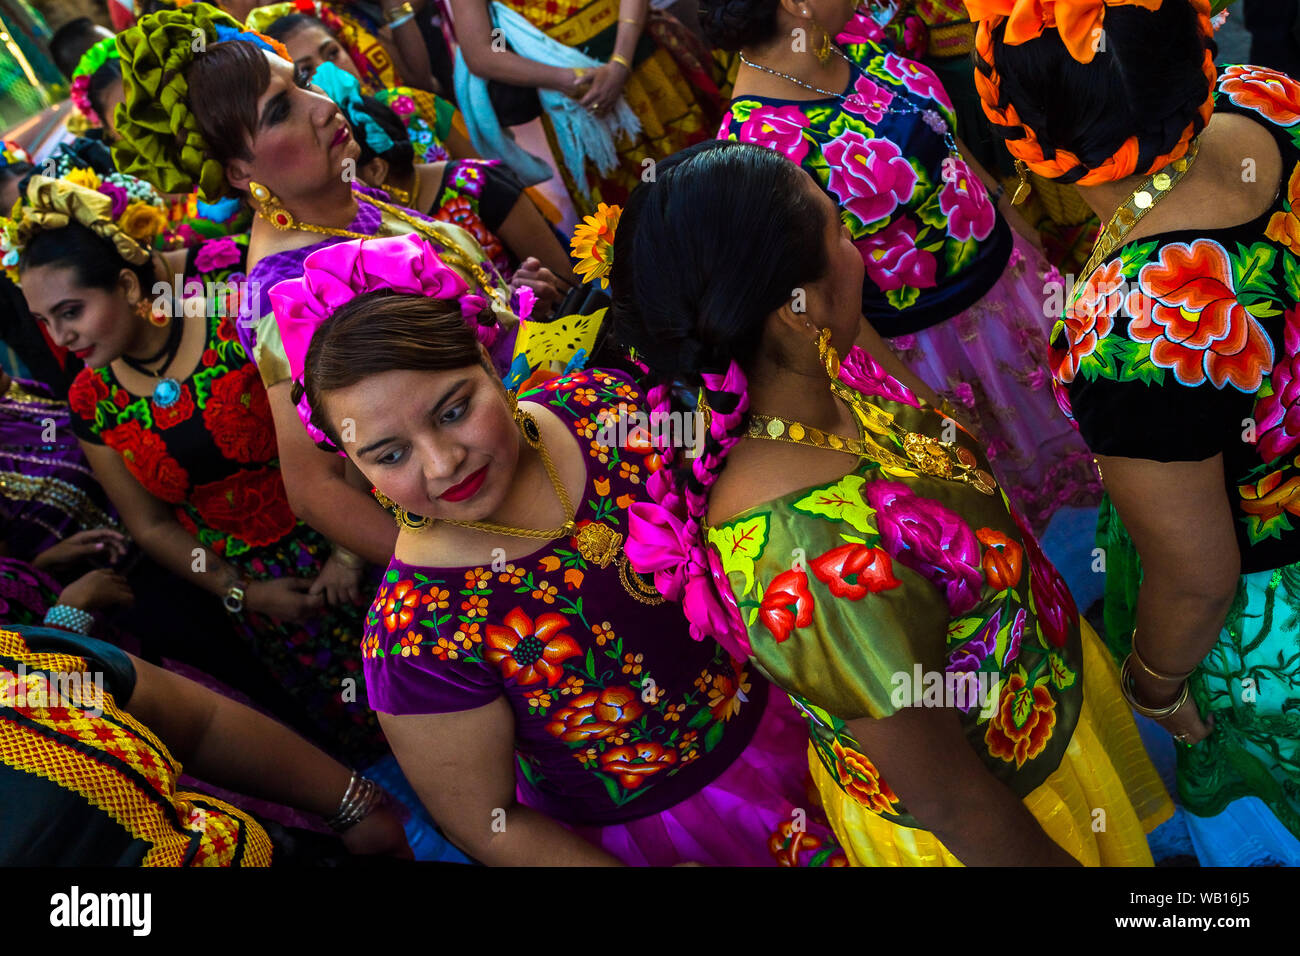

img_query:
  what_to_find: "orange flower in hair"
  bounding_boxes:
[965,0,1163,64]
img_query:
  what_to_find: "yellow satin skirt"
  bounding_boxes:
[811,621,1174,866]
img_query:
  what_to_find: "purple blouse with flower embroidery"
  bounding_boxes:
[719,33,1013,336]
[362,370,769,826]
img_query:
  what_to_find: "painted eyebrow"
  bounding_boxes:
[355,378,470,456]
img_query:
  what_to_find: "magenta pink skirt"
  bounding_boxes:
[565,691,845,866]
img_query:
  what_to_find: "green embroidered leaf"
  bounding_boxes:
[1232,242,1280,297]
[1048,653,1077,690]
[1244,508,1294,545]
[704,720,726,753]
[385,569,400,583]
[1283,253,1300,302]
[1111,337,1166,385]
[885,284,921,311]
[827,112,870,138]
[584,648,597,680]
[791,474,877,534]
[193,366,223,410]
[1011,683,1035,729]
[687,706,713,729]
[1076,335,1125,381]
[914,190,947,230]
[1116,240,1158,274]
[1244,298,1283,319]
[728,99,755,123]
[945,237,978,275]
[946,616,983,646]
[804,106,835,126]
[707,514,770,597]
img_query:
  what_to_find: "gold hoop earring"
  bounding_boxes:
[135,298,168,327]
[810,18,833,65]
[816,327,840,382]
[394,506,433,532]
[372,488,395,510]
[249,180,296,231]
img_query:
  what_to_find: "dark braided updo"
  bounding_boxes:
[697,0,784,51]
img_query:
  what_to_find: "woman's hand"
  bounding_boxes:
[310,550,365,606]
[578,62,630,115]
[33,528,129,572]
[510,257,565,317]
[244,577,325,622]
[340,803,413,858]
[59,568,134,611]
[1130,670,1215,747]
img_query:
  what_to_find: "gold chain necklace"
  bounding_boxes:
[1081,137,1201,282]
[737,379,997,496]
[440,432,576,541]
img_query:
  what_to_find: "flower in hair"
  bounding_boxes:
[70,36,120,125]
[964,0,1163,64]
[0,139,31,169]
[570,203,621,289]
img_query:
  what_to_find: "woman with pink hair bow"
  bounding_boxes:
[279,231,843,866]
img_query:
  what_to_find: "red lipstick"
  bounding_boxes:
[331,125,349,148]
[73,347,94,359]
[439,464,488,502]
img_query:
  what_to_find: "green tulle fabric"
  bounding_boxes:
[111,7,244,203]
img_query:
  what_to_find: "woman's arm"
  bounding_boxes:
[379,697,624,865]
[577,0,645,112]
[124,653,409,856]
[496,195,579,283]
[266,381,398,565]
[449,0,586,92]
[846,708,1080,866]
[1095,453,1237,743]
[379,0,441,93]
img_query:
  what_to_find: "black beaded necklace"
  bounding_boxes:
[119,315,185,407]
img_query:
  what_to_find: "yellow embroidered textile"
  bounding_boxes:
[0,629,273,866]
[812,621,1173,865]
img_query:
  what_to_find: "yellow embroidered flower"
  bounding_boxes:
[454,622,482,649]
[461,594,489,618]
[591,621,615,645]
[560,675,585,696]
[531,581,558,604]
[525,689,553,711]
[464,568,492,590]
[498,564,523,585]
[664,703,685,722]
[569,202,621,289]
[621,652,644,675]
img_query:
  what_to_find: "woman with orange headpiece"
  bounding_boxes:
[970,0,1300,864]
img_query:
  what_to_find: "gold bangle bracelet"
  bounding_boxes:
[610,53,632,71]
[384,1,415,24]
[1120,656,1189,719]
[619,17,640,25]
[332,547,365,569]
[1130,628,1197,682]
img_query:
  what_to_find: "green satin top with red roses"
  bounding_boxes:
[1051,66,1300,574]
[361,370,770,827]
[707,376,1084,829]
[718,35,1012,337]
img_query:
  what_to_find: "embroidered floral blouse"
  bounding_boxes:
[362,370,769,826]
[1051,66,1300,574]
[706,350,1083,827]
[718,34,1012,336]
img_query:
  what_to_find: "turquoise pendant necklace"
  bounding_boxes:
[121,314,185,407]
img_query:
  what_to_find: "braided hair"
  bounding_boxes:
[610,141,828,644]
[974,0,1217,185]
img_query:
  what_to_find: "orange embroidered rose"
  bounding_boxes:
[1220,64,1300,127]
[985,673,1057,768]
[380,580,421,633]
[1239,469,1300,524]
[482,608,581,686]
[977,528,1024,590]
[545,686,644,742]
[598,741,678,788]
[1055,258,1123,384]
[831,740,900,814]
[1266,164,1300,256]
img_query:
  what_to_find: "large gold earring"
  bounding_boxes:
[811,18,833,65]
[394,506,433,532]
[1010,159,1030,206]
[249,181,296,231]
[135,297,168,327]
[372,488,395,510]
[507,390,542,449]
[816,327,840,382]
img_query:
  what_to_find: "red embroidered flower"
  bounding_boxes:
[759,569,814,642]
[152,384,195,430]
[1013,511,1077,649]
[1054,258,1123,384]
[809,544,900,599]
[1127,239,1274,391]
[379,580,421,632]
[189,466,297,547]
[101,419,190,502]
[216,314,239,343]
[202,364,277,463]
[68,371,109,421]
[545,686,644,742]
[113,389,130,409]
[976,528,1024,590]
[1220,65,1300,127]
[483,607,581,686]
[598,741,678,788]
[984,673,1057,768]
[202,348,219,368]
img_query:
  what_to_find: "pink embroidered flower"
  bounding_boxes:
[882,53,954,110]
[838,345,920,407]
[1012,511,1078,649]
[842,73,894,124]
[389,95,416,116]
[952,382,976,408]
[194,237,242,273]
[938,158,995,243]
[735,105,812,165]
[823,131,917,226]
[866,481,984,615]
[836,10,885,44]
[855,217,937,292]
[1255,306,1300,462]
[891,334,918,351]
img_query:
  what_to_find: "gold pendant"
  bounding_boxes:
[576,522,624,568]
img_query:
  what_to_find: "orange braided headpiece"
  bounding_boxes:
[966,0,1217,184]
